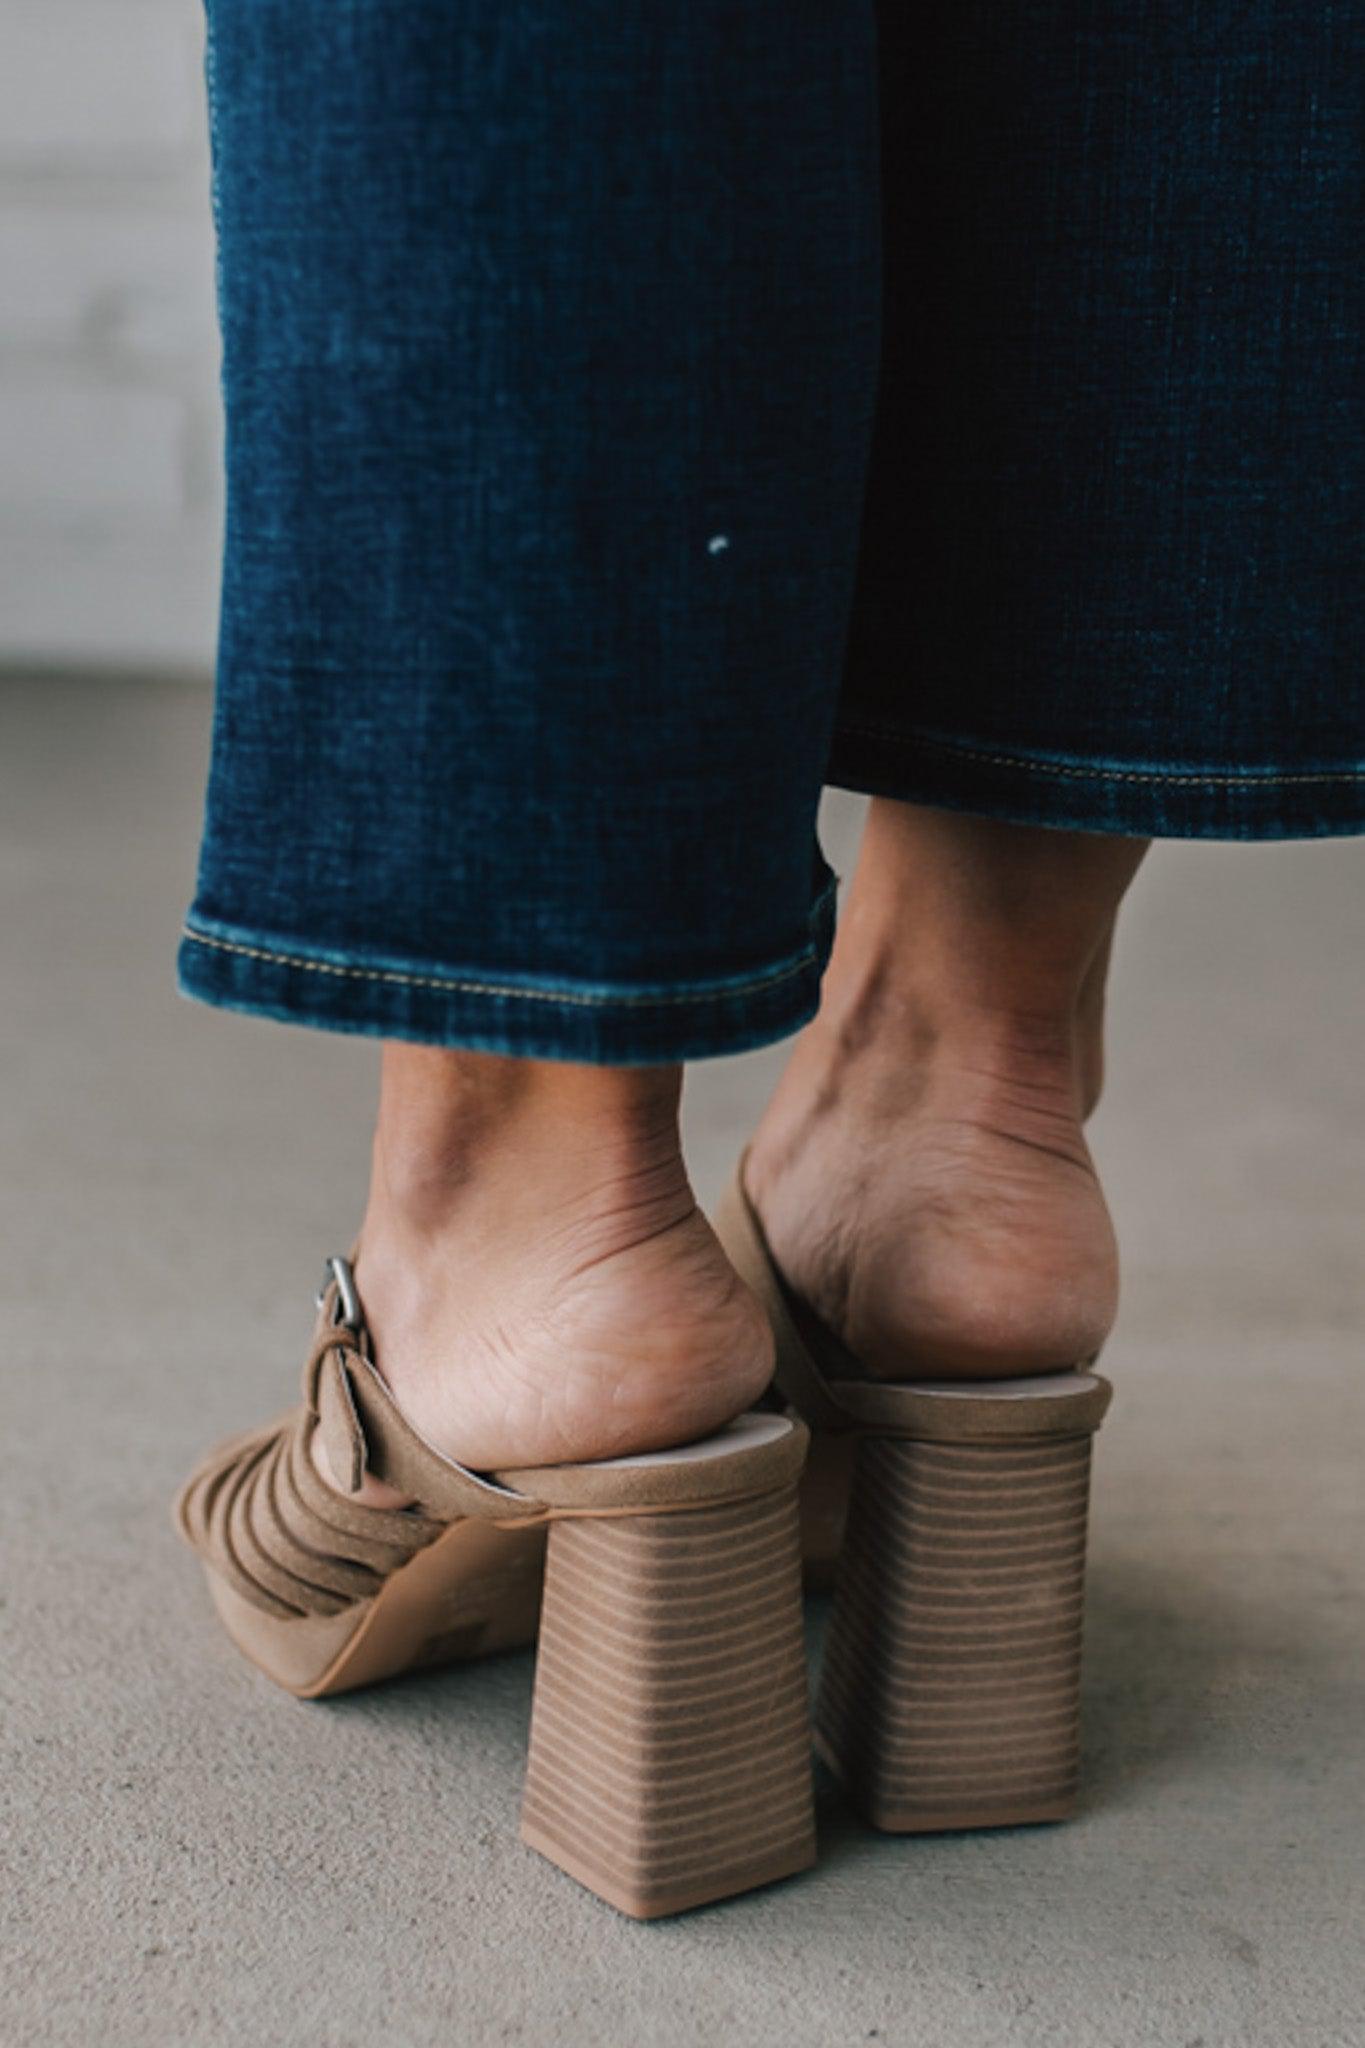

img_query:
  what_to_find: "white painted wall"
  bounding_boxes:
[0,1,221,671]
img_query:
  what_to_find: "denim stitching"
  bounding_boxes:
[837,725,1365,789]
[181,925,821,1009]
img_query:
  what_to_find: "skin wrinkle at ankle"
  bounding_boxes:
[368,1048,686,1233]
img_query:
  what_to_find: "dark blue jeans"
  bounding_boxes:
[181,1,1365,1063]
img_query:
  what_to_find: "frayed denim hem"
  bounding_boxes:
[177,881,838,1065]
[827,725,1365,840]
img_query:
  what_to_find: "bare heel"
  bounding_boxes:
[521,1484,815,1918]
[816,1374,1112,1833]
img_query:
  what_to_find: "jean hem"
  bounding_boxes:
[827,723,1365,840]
[177,882,838,1064]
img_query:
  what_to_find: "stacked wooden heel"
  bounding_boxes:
[813,1376,1111,1831]
[715,1167,1113,1838]
[521,1486,815,1917]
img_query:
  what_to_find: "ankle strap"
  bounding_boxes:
[306,1266,540,1518]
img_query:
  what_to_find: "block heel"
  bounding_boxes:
[520,1484,816,1919]
[814,1377,1112,1832]
[714,1163,1117,1836]
[176,1256,813,1911]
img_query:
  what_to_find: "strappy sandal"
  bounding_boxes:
[715,1162,1114,1836]
[173,1256,816,1919]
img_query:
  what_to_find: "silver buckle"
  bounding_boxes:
[317,1254,363,1333]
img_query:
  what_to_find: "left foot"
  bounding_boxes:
[315,1050,774,1504]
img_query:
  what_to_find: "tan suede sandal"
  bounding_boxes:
[715,1165,1114,1836]
[174,1256,816,1919]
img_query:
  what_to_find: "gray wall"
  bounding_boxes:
[1,2,221,671]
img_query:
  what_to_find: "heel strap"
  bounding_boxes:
[714,1163,1112,1444]
[310,1259,810,1514]
[713,1169,860,1434]
[307,1272,539,1518]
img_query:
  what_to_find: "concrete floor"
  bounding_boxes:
[2,673,1363,2048]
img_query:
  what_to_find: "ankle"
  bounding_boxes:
[762,803,1147,1145]
[749,984,1089,1218]
[362,1046,689,1241]
[823,949,1085,1094]
[822,800,1145,1056]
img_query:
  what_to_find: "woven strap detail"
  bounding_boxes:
[177,1409,447,1620]
[177,1274,545,1621]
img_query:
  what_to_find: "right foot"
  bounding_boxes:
[745,1013,1119,1380]
[744,805,1146,1382]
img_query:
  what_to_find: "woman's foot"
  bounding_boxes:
[744,803,1148,1381]
[317,1049,773,1502]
